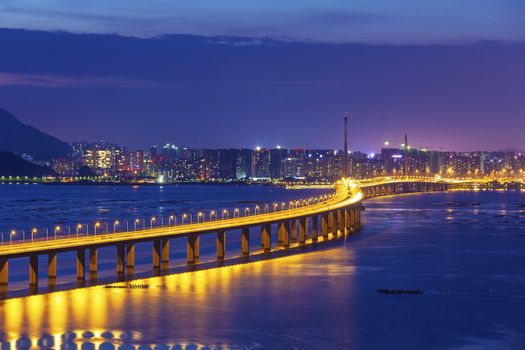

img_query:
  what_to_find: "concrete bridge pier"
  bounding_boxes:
[126,243,135,272]
[299,217,308,245]
[89,248,98,276]
[217,230,226,260]
[187,234,199,264]
[337,209,344,236]
[321,213,329,241]
[262,224,271,252]
[116,243,125,275]
[291,219,298,243]
[161,239,170,268]
[278,221,289,248]
[0,257,7,286]
[344,208,352,235]
[195,236,200,262]
[48,252,57,282]
[328,211,335,238]
[76,249,85,281]
[311,215,319,243]
[29,254,38,287]
[282,221,290,248]
[153,239,161,269]
[278,221,285,246]
[241,227,250,256]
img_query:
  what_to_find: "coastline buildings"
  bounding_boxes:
[43,141,525,182]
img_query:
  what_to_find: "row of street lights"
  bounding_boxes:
[1,193,335,245]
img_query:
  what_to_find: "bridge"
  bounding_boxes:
[0,177,471,292]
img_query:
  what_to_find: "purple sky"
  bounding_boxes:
[0,1,524,152]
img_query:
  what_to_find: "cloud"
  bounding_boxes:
[0,71,158,88]
[0,0,523,44]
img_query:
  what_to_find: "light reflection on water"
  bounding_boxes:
[1,250,357,349]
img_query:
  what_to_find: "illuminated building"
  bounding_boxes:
[252,147,271,179]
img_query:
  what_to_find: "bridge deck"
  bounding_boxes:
[0,185,363,258]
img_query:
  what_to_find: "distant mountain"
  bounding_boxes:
[0,108,71,161]
[0,151,55,177]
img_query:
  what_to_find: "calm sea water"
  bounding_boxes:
[1,185,525,349]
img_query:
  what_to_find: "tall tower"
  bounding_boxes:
[404,134,409,178]
[343,112,348,178]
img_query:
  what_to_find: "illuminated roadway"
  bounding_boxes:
[0,182,362,258]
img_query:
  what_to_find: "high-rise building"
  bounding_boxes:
[252,147,271,179]
[270,147,287,179]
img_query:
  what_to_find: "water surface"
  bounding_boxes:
[1,186,524,349]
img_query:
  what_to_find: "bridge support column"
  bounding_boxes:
[321,213,329,240]
[0,257,7,286]
[328,211,335,237]
[187,234,199,264]
[311,215,318,243]
[161,239,170,268]
[29,254,38,287]
[356,208,362,227]
[153,239,161,269]
[195,235,200,262]
[291,219,298,243]
[344,208,352,235]
[282,221,290,248]
[116,243,125,275]
[278,221,290,247]
[217,230,226,260]
[89,248,98,275]
[77,249,85,281]
[299,217,308,245]
[241,227,250,256]
[278,222,284,246]
[261,224,271,252]
[48,252,57,281]
[337,209,344,236]
[126,243,134,271]
[277,222,283,244]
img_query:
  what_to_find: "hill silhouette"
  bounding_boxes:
[0,108,71,161]
[0,151,55,177]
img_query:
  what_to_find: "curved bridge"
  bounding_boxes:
[0,177,472,292]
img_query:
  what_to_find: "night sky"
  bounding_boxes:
[0,1,524,152]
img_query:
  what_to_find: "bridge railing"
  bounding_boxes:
[0,181,358,247]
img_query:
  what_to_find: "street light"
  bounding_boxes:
[197,212,203,223]
[150,217,156,229]
[10,230,15,245]
[134,219,140,231]
[54,226,61,240]
[31,228,37,243]
[222,209,229,220]
[114,220,120,233]
[234,208,239,218]
[169,215,175,227]
[94,222,101,236]
[210,211,216,221]
[76,224,82,237]
[182,213,188,225]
